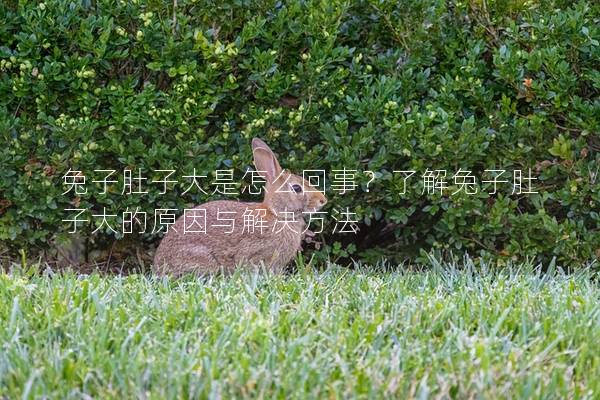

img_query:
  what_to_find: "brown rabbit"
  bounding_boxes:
[152,138,327,276]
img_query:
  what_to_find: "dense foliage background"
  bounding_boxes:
[0,0,599,267]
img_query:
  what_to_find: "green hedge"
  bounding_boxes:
[1,0,599,266]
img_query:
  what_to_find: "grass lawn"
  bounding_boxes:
[0,260,599,399]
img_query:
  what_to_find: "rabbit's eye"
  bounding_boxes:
[291,184,303,193]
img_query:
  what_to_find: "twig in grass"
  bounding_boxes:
[106,240,117,272]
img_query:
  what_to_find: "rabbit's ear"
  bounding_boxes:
[252,138,282,182]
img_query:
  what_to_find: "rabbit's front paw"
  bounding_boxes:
[300,229,322,250]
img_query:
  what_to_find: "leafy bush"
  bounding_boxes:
[0,0,599,266]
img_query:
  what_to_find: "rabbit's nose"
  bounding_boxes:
[318,198,327,207]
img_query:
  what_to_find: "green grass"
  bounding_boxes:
[1,259,599,399]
